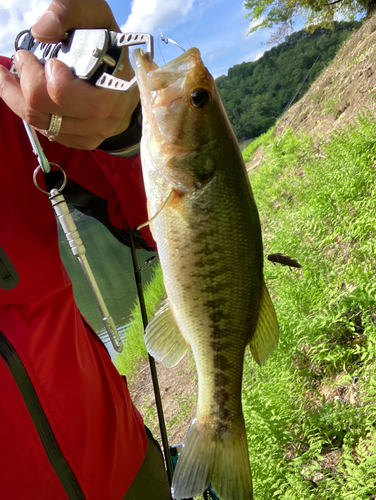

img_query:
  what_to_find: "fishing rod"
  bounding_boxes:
[127,224,174,485]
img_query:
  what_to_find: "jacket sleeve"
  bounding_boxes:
[42,133,156,252]
[0,54,155,251]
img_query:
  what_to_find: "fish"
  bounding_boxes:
[133,47,279,500]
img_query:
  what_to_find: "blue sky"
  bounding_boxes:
[0,0,272,79]
[109,0,272,78]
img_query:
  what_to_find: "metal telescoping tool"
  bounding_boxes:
[17,26,155,350]
[49,187,123,353]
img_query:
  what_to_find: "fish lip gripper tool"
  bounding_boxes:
[11,28,154,92]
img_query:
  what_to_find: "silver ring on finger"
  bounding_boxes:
[46,114,63,141]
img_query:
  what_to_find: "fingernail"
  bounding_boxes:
[45,59,55,80]
[13,51,24,71]
[32,11,61,39]
[14,52,21,65]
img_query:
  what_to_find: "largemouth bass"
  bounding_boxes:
[134,47,279,500]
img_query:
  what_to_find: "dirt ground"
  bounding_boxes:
[128,353,198,446]
[276,14,376,138]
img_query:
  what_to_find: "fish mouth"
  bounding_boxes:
[133,47,201,92]
[133,47,214,156]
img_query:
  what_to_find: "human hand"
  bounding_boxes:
[0,0,139,150]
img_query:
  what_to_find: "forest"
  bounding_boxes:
[216,22,359,141]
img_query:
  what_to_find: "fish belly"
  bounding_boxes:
[146,167,261,500]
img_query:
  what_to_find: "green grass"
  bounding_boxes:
[242,112,376,498]
[243,126,276,164]
[114,264,166,378]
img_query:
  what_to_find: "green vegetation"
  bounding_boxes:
[242,113,376,498]
[114,264,166,378]
[216,22,358,141]
[244,0,369,39]
[116,111,376,498]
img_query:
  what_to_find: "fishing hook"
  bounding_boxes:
[160,33,186,53]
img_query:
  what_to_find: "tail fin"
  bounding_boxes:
[172,419,253,500]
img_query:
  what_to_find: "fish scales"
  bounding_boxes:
[134,47,279,500]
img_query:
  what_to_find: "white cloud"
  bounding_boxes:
[0,0,49,57]
[243,49,266,63]
[205,45,227,63]
[121,0,195,34]
[241,15,264,41]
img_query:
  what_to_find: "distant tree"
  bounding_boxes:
[244,0,370,42]
[216,22,358,141]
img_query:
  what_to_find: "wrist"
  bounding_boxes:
[97,101,142,157]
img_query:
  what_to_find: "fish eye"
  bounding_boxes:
[190,88,210,109]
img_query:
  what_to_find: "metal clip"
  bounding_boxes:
[23,121,50,173]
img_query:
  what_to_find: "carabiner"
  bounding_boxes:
[23,121,50,173]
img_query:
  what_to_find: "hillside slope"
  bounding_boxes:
[239,13,376,499]
[216,22,358,142]
[275,14,376,139]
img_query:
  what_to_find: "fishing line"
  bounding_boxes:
[158,0,193,62]
[277,51,322,144]
[157,31,167,64]
[168,0,192,48]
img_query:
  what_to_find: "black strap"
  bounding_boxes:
[97,102,142,152]
[0,246,19,290]
[44,173,154,251]
[0,332,85,499]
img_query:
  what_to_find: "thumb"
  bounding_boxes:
[32,9,62,41]
[31,0,119,42]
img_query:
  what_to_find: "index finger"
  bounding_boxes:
[14,51,73,120]
[45,58,124,120]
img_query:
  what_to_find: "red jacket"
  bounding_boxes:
[0,56,155,500]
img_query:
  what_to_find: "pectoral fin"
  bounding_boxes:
[145,299,189,367]
[249,280,279,366]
